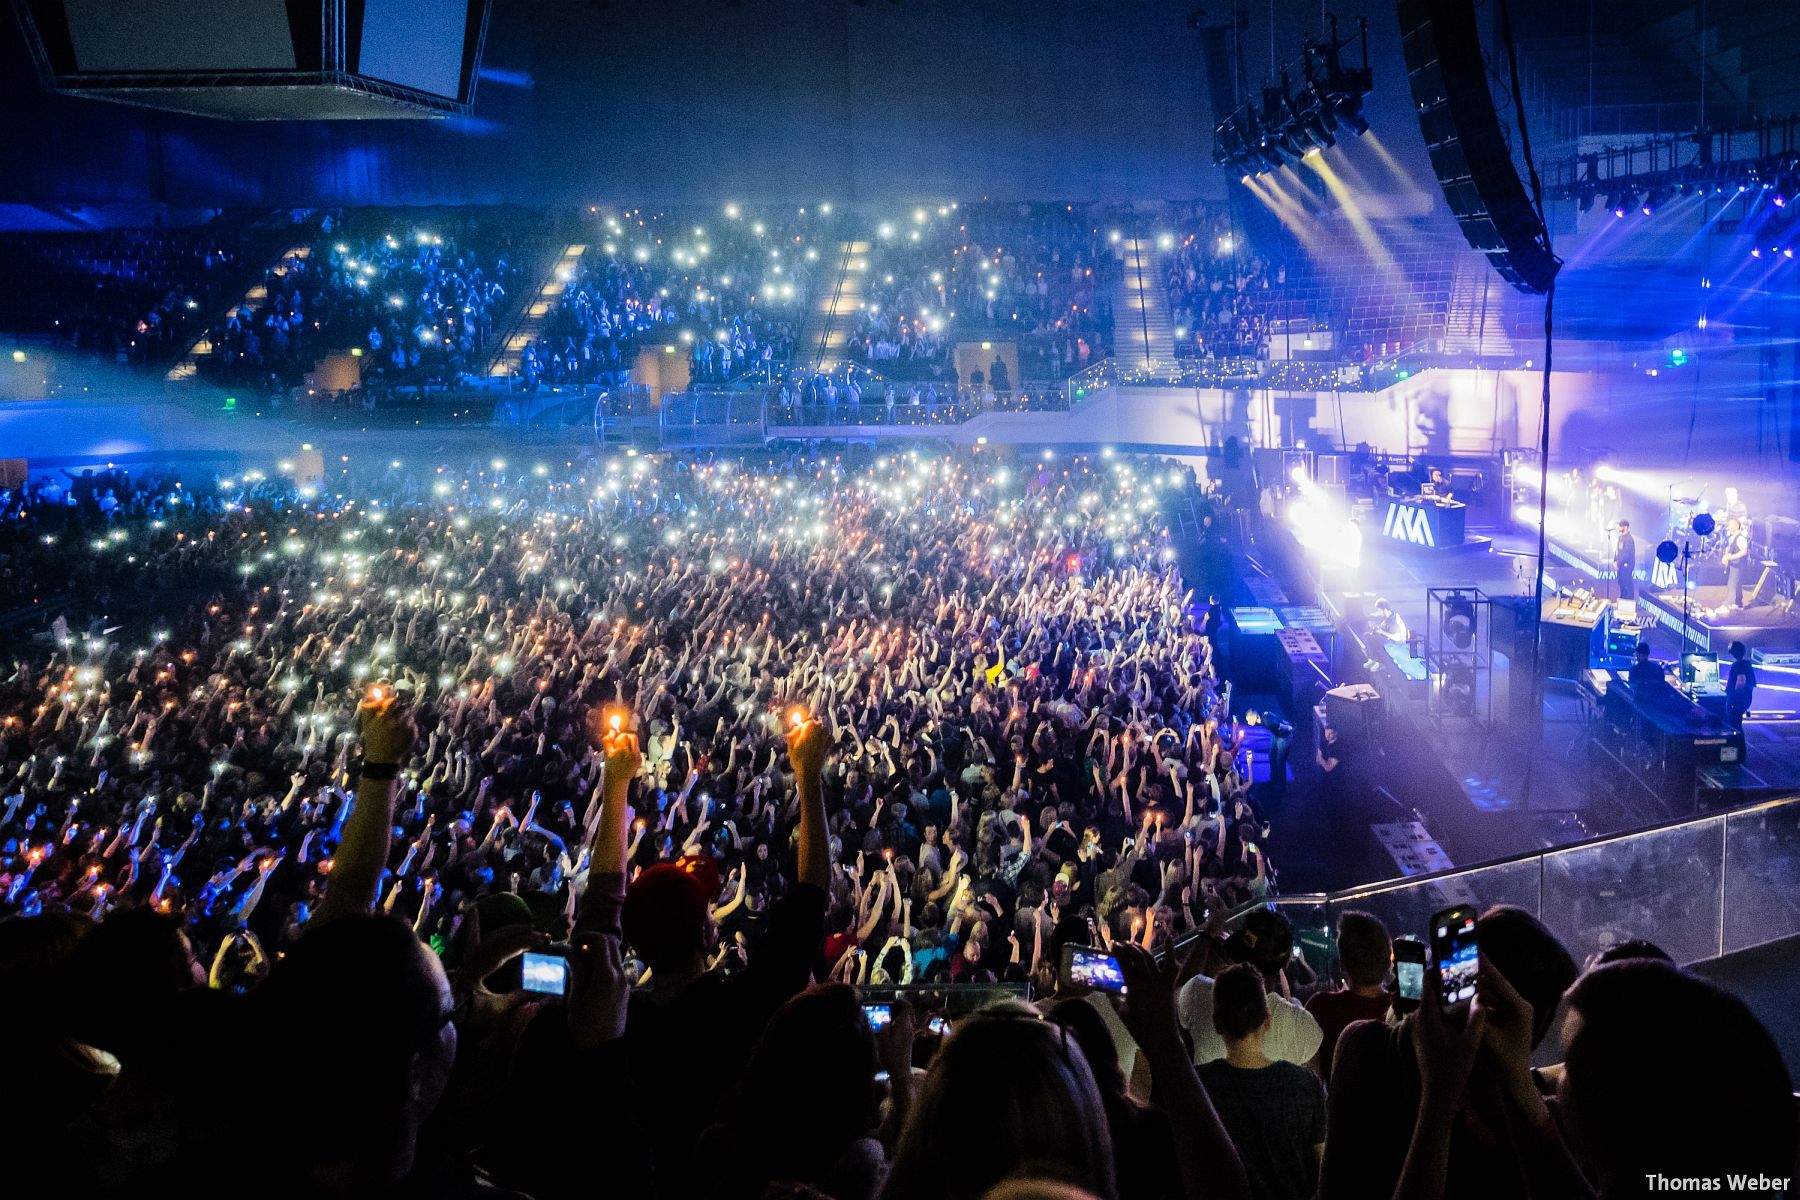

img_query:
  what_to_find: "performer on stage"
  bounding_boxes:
[1369,597,1408,643]
[1613,519,1637,602]
[1722,517,1751,608]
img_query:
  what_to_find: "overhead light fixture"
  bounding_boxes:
[1210,14,1371,180]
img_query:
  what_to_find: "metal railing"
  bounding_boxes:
[1059,352,1445,397]
[659,388,765,448]
[1242,794,1800,984]
[766,387,1072,430]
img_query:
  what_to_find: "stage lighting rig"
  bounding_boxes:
[1546,117,1800,217]
[1577,155,1599,212]
[1211,13,1372,179]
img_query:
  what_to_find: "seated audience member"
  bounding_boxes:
[1178,908,1323,1066]
[1319,905,1578,1200]
[1305,910,1394,1081]
[1198,964,1326,1200]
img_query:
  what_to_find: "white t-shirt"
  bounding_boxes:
[1177,973,1323,1066]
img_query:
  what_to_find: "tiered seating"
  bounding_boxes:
[1257,220,1469,357]
[0,225,252,365]
[523,208,813,389]
[198,211,544,392]
[849,203,1118,382]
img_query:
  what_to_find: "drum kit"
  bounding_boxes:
[1659,486,1793,617]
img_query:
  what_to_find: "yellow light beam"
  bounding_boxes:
[1360,133,1416,192]
[1243,175,1329,258]
[1298,154,1400,274]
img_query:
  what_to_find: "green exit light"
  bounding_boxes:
[223,396,238,411]
[1670,348,1689,366]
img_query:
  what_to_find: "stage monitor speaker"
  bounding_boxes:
[1396,0,1561,295]
[17,0,492,119]
[1324,682,1384,735]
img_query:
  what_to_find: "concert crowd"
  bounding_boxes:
[0,449,1790,1200]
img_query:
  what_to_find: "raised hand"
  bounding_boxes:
[787,713,828,779]
[1415,968,1488,1106]
[357,686,416,766]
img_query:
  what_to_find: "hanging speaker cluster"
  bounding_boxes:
[1396,0,1560,294]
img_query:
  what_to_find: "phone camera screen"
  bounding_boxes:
[1435,915,1478,1004]
[520,952,568,996]
[1070,949,1127,993]
[1396,959,1425,1001]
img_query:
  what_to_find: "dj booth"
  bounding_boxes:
[1380,496,1466,549]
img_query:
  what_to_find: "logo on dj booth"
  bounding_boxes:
[1382,503,1436,547]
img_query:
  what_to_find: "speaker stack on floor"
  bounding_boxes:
[1397,0,1561,295]
[1323,682,1385,747]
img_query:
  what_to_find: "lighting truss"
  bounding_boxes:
[1547,116,1800,217]
[1212,14,1372,179]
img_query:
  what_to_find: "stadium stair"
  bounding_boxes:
[797,239,870,372]
[165,236,315,384]
[1115,237,1174,365]
[484,241,588,380]
[1440,256,1516,358]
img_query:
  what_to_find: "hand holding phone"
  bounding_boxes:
[1392,936,1427,1016]
[862,1002,893,1031]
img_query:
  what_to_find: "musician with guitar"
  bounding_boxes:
[1721,517,1751,609]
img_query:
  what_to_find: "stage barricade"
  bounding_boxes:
[1232,793,1800,982]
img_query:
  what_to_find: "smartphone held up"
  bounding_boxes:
[1058,944,1127,994]
[1429,905,1479,1007]
[1391,936,1427,1016]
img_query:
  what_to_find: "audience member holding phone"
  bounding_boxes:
[1177,907,1323,1067]
[1318,906,1577,1200]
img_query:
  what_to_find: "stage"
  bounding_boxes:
[1544,535,1800,655]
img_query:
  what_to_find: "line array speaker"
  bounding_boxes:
[1397,0,1561,294]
